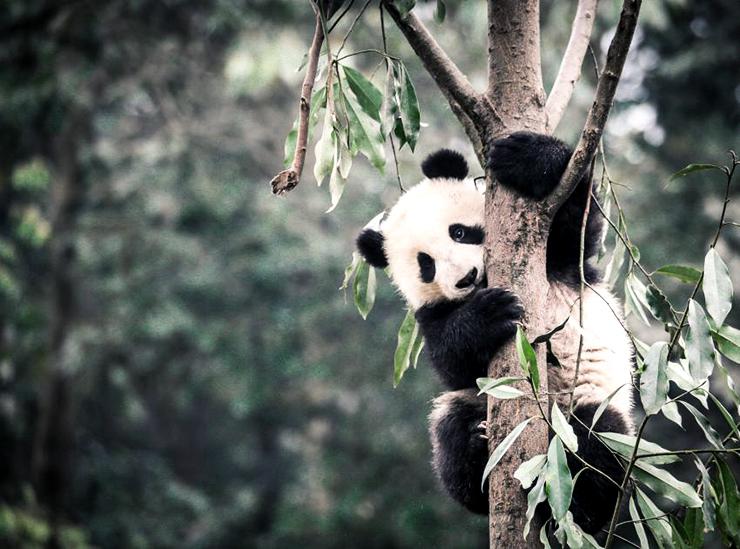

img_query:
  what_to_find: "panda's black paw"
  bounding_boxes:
[468,287,523,341]
[489,131,571,200]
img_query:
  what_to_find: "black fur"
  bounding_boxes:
[430,390,488,514]
[415,288,523,390]
[422,149,469,180]
[417,252,436,283]
[430,397,630,534]
[449,223,484,245]
[489,131,603,285]
[356,228,388,268]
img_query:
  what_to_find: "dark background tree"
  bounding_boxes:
[0,1,737,548]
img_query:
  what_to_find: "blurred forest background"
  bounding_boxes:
[0,0,738,547]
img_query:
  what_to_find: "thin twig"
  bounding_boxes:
[336,0,373,56]
[545,0,599,132]
[270,9,325,195]
[547,0,643,215]
[379,3,404,193]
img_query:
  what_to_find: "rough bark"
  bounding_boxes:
[484,2,550,545]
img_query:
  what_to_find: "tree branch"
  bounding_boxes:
[545,0,642,215]
[545,0,599,133]
[270,13,324,195]
[381,1,495,150]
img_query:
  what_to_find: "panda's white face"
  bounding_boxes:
[380,177,486,310]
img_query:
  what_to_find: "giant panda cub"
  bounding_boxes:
[356,132,634,534]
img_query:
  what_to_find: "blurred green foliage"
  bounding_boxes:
[0,0,737,548]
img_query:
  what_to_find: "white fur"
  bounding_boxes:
[382,177,485,310]
[380,177,634,427]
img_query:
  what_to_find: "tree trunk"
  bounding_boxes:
[484,2,550,546]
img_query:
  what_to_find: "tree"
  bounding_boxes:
[270,1,643,546]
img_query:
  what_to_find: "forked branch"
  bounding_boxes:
[546,0,643,215]
[545,0,599,133]
[270,12,324,195]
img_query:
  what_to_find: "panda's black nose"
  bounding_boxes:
[456,268,478,289]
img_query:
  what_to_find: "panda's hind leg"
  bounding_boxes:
[568,403,630,535]
[429,389,488,515]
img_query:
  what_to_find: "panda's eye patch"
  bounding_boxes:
[417,252,436,283]
[449,224,484,244]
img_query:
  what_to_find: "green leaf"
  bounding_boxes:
[394,309,420,387]
[340,252,362,291]
[636,487,673,548]
[646,284,675,325]
[677,400,724,449]
[695,459,716,532]
[515,325,539,391]
[589,384,627,433]
[313,110,336,186]
[344,90,386,172]
[633,459,703,507]
[475,377,525,399]
[342,65,383,122]
[391,61,420,151]
[686,299,716,382]
[514,454,547,490]
[624,274,651,325]
[597,431,680,465]
[551,402,578,453]
[669,163,722,181]
[629,495,650,549]
[539,522,552,548]
[640,341,669,416]
[524,474,547,540]
[654,264,702,284]
[353,260,376,319]
[480,417,535,491]
[716,459,740,544]
[661,401,684,428]
[476,376,524,395]
[703,248,733,326]
[545,437,572,521]
[712,325,740,363]
[707,393,739,440]
[433,0,446,22]
[681,507,705,549]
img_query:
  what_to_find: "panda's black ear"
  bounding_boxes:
[356,229,388,268]
[421,149,468,180]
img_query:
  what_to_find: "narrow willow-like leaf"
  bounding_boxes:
[712,325,740,362]
[410,328,424,369]
[640,341,669,415]
[524,474,547,540]
[476,376,524,395]
[391,61,420,151]
[515,325,539,391]
[681,507,705,549]
[597,431,680,465]
[393,309,419,387]
[478,385,524,399]
[662,400,684,428]
[545,437,572,521]
[629,496,650,549]
[480,417,535,490]
[434,0,446,22]
[695,459,716,532]
[342,65,382,122]
[605,217,627,287]
[716,459,740,544]
[654,264,702,284]
[551,402,578,453]
[636,487,673,548]
[340,252,362,292]
[646,284,675,325]
[633,459,703,507]
[589,384,626,433]
[554,512,583,549]
[624,274,651,325]
[686,299,716,383]
[539,522,552,548]
[669,163,722,181]
[703,248,733,326]
[353,260,376,319]
[313,109,335,185]
[514,454,547,490]
[678,400,725,449]
[707,393,739,440]
[344,91,386,172]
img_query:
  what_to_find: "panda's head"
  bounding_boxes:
[356,149,486,310]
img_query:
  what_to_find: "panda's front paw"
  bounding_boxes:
[469,287,523,341]
[489,131,571,200]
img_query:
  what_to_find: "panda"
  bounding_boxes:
[355,131,634,535]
